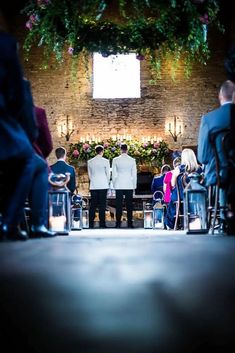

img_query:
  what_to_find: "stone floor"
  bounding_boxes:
[1,229,235,353]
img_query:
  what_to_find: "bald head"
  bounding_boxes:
[219,80,235,105]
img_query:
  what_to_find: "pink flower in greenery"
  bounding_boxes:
[104,143,109,148]
[153,143,160,149]
[199,13,209,24]
[68,47,74,55]
[26,21,33,30]
[72,149,79,158]
[83,143,90,150]
[29,14,39,24]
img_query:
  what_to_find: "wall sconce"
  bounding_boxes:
[61,115,74,141]
[168,115,182,142]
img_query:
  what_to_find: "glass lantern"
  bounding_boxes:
[48,173,71,235]
[184,172,208,234]
[153,201,165,229]
[71,194,83,230]
[144,202,153,229]
[82,197,89,229]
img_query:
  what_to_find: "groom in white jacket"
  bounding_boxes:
[87,145,110,228]
[112,143,137,228]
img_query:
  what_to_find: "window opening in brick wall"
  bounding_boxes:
[93,53,140,99]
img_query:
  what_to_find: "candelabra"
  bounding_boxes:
[61,115,74,141]
[168,115,182,142]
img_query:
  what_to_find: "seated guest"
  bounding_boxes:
[151,164,171,194]
[50,147,76,194]
[28,105,56,238]
[163,157,181,205]
[165,148,202,230]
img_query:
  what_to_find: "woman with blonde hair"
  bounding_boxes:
[171,148,200,189]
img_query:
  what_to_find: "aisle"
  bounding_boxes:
[0,230,235,353]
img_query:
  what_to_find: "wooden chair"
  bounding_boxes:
[208,128,230,234]
[174,172,189,230]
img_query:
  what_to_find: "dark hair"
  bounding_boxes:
[173,157,181,168]
[95,145,104,154]
[120,143,128,152]
[55,147,66,159]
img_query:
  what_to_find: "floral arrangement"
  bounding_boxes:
[21,0,223,80]
[67,138,170,168]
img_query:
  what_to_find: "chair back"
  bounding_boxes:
[209,128,230,188]
[173,172,189,230]
[153,190,164,203]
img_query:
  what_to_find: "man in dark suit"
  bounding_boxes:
[50,147,76,194]
[197,80,235,230]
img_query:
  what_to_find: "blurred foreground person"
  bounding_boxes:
[0,31,35,240]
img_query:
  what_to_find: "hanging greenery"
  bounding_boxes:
[21,0,223,80]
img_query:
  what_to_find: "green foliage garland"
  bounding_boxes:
[21,0,223,80]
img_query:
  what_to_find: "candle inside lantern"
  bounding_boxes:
[49,215,66,232]
[189,217,201,230]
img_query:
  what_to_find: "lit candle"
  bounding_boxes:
[68,121,73,131]
[49,215,66,232]
[179,125,182,133]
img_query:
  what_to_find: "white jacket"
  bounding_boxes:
[112,153,137,190]
[88,155,110,190]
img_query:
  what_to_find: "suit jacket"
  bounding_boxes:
[0,31,33,160]
[197,102,232,186]
[50,160,76,193]
[34,106,53,159]
[87,155,110,190]
[112,153,137,190]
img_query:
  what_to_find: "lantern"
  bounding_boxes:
[152,190,165,229]
[71,194,83,230]
[48,173,71,235]
[153,201,165,229]
[144,202,153,229]
[82,197,89,229]
[184,172,208,234]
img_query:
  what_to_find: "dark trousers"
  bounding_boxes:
[116,189,133,226]
[29,154,49,227]
[0,153,35,228]
[89,189,107,227]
